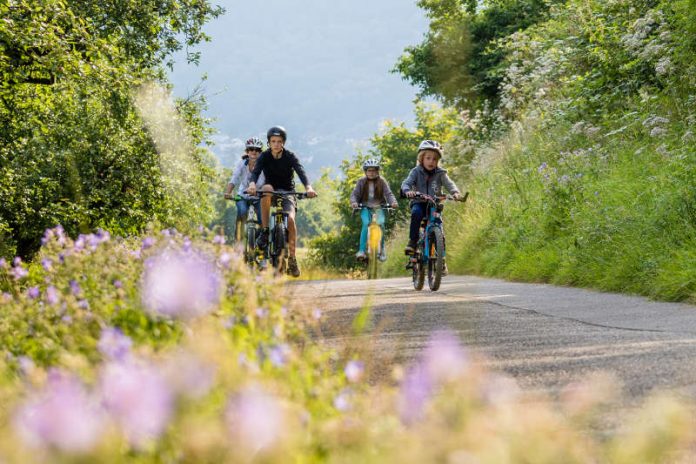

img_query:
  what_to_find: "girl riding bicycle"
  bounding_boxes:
[350,158,398,260]
[401,140,462,262]
[224,137,266,242]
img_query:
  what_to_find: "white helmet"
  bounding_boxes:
[417,139,443,157]
[245,137,264,150]
[362,158,381,171]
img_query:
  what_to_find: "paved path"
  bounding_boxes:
[288,276,696,422]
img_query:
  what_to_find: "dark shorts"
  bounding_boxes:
[263,187,296,217]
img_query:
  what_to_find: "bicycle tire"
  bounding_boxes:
[367,223,381,280]
[428,227,445,291]
[245,225,256,265]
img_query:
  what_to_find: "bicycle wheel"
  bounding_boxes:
[272,224,286,272]
[427,227,445,291]
[245,225,256,265]
[367,224,381,280]
[412,246,425,291]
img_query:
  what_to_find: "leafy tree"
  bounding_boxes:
[394,0,565,107]
[0,0,223,258]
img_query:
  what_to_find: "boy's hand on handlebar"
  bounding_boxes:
[405,191,417,198]
[224,193,233,200]
[351,202,359,209]
[452,192,462,201]
[390,202,398,208]
[247,183,256,196]
[306,186,317,198]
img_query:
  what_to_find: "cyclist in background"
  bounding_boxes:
[247,126,317,277]
[350,158,398,260]
[224,137,265,242]
[401,140,462,272]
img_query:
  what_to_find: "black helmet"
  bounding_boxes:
[266,126,287,142]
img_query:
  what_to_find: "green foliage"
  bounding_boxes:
[429,0,696,302]
[309,104,459,271]
[0,0,223,258]
[295,169,341,247]
[394,0,564,107]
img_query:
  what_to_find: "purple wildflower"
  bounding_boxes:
[333,388,353,412]
[61,315,72,324]
[141,248,222,320]
[537,162,548,173]
[98,327,132,360]
[17,356,35,376]
[225,386,285,454]
[41,258,53,271]
[213,234,226,245]
[0,258,6,269]
[219,252,232,268]
[398,362,433,425]
[14,371,106,452]
[74,235,86,252]
[13,257,22,266]
[141,237,156,250]
[11,263,28,280]
[255,307,269,318]
[27,287,40,300]
[345,360,365,383]
[45,286,59,306]
[223,316,237,329]
[69,280,82,297]
[99,359,174,448]
[182,237,192,252]
[78,299,90,310]
[312,308,322,320]
[113,279,123,289]
[421,330,469,383]
[268,344,291,368]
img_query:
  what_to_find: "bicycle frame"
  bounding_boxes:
[418,199,445,263]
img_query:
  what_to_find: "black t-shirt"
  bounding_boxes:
[250,149,310,191]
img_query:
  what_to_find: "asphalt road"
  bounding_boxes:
[288,276,696,421]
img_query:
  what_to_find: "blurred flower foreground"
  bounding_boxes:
[0,226,693,463]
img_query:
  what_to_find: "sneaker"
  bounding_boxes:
[256,228,269,249]
[258,259,268,271]
[404,240,417,255]
[287,256,301,278]
[355,250,366,260]
[442,261,449,276]
[378,251,387,262]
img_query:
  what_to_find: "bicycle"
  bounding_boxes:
[254,191,309,274]
[232,195,263,267]
[406,192,468,291]
[352,204,394,279]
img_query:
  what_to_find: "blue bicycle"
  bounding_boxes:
[407,192,468,291]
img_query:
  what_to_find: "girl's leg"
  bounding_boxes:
[235,200,249,242]
[376,209,386,256]
[409,203,426,243]
[358,208,370,253]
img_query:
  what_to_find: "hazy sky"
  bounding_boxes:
[168,0,427,175]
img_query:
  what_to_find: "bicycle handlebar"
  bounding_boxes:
[402,191,469,203]
[243,190,312,199]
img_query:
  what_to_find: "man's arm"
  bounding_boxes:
[291,153,316,197]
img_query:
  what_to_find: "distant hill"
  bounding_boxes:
[168,0,427,176]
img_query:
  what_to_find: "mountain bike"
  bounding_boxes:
[353,204,394,279]
[233,195,263,267]
[406,192,468,291]
[257,191,309,274]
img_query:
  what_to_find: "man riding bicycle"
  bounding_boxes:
[247,126,317,277]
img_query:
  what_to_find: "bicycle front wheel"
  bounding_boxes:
[427,227,445,291]
[367,224,381,280]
